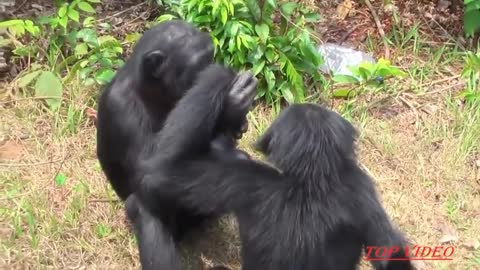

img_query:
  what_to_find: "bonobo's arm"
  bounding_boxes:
[145,65,256,162]
[125,194,180,270]
[145,158,284,214]
[356,173,413,270]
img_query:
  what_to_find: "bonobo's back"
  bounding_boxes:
[96,20,215,201]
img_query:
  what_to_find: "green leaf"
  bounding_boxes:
[465,1,480,12]
[95,68,116,85]
[74,43,88,56]
[34,71,63,110]
[464,9,480,37]
[86,0,101,3]
[280,85,295,104]
[156,14,177,23]
[83,16,95,27]
[376,66,406,78]
[68,9,80,22]
[251,60,265,76]
[266,0,276,8]
[54,172,67,186]
[255,23,269,42]
[125,32,141,44]
[220,6,228,25]
[17,70,41,88]
[304,12,321,22]
[78,1,96,13]
[265,48,276,63]
[332,88,353,98]
[358,66,373,80]
[264,69,276,91]
[0,19,23,28]
[280,2,298,16]
[245,0,261,22]
[77,28,98,46]
[332,74,360,84]
[58,5,68,17]
[59,15,68,29]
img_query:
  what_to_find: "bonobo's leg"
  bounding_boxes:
[125,194,180,270]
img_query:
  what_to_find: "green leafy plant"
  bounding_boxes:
[156,0,323,104]
[460,51,480,102]
[1,0,125,110]
[331,58,406,98]
[464,0,480,37]
[15,64,64,110]
[72,18,124,86]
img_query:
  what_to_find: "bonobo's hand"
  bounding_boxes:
[222,71,257,139]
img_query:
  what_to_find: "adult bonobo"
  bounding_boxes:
[125,65,257,270]
[96,20,248,202]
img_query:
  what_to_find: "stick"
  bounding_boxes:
[364,0,390,59]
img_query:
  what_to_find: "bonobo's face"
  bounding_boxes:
[140,21,214,100]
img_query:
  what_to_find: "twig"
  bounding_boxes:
[89,199,120,203]
[52,154,69,184]
[398,95,420,129]
[99,2,146,22]
[419,74,461,87]
[418,9,466,51]
[279,12,322,43]
[0,96,65,105]
[0,159,64,167]
[339,25,359,45]
[363,0,390,59]
[416,81,465,96]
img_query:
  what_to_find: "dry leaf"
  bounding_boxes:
[462,240,480,250]
[439,234,457,244]
[475,159,480,168]
[336,0,353,20]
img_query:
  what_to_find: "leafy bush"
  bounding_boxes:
[0,0,127,110]
[330,59,406,98]
[156,0,324,104]
[464,0,480,37]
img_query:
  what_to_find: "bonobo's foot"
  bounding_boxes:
[227,71,257,139]
[125,194,141,222]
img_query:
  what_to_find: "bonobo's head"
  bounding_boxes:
[133,20,214,100]
[254,104,358,179]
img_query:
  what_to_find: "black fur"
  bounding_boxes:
[138,97,413,270]
[126,65,257,270]
[96,20,250,202]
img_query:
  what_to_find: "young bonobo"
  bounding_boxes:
[126,64,257,270]
[135,88,413,269]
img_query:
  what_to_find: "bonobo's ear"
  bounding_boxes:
[143,50,166,79]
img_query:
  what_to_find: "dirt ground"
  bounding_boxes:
[1,0,479,269]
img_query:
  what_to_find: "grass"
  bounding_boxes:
[1,15,480,270]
